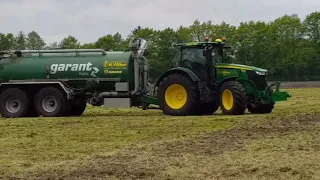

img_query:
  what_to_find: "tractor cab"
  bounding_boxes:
[172,38,231,84]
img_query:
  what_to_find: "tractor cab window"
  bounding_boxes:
[212,48,223,63]
[171,51,180,64]
[181,48,206,65]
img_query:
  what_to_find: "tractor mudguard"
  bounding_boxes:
[217,76,239,90]
[155,67,200,87]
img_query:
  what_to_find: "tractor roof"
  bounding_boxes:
[175,41,224,47]
[175,38,230,49]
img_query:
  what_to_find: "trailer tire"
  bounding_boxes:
[34,87,68,117]
[157,73,200,116]
[0,88,30,118]
[67,98,87,116]
[219,81,247,115]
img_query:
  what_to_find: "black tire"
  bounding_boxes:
[157,73,200,116]
[34,87,68,117]
[66,98,87,116]
[248,103,274,114]
[26,105,38,117]
[0,88,30,118]
[219,81,247,115]
[197,99,220,115]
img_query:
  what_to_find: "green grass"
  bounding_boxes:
[1,88,320,179]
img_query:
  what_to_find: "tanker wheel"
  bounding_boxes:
[0,88,30,118]
[34,87,68,117]
[219,81,247,115]
[248,103,274,114]
[157,74,200,116]
[66,98,87,116]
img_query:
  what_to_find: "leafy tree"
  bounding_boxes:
[15,31,26,50]
[304,11,320,48]
[148,28,179,78]
[176,25,193,43]
[26,31,46,50]
[59,35,80,49]
[128,26,142,38]
[81,43,95,49]
[113,32,124,51]
[0,33,16,50]
[95,34,117,51]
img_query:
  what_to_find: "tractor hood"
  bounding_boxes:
[216,63,268,73]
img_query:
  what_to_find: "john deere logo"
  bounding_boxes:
[49,62,99,77]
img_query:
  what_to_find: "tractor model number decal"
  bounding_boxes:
[49,62,99,77]
[218,70,231,75]
[103,61,126,74]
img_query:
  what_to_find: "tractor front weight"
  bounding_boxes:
[267,81,291,102]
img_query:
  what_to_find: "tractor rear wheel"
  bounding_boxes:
[157,74,200,116]
[219,81,247,115]
[248,103,274,114]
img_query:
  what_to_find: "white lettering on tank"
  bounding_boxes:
[49,62,99,77]
[50,64,58,74]
[58,64,65,71]
[65,64,72,71]
[71,64,78,71]
[86,62,93,71]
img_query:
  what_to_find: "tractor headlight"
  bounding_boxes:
[255,71,267,76]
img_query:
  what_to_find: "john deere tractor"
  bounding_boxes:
[155,38,291,115]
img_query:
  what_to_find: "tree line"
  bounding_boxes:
[0,11,319,81]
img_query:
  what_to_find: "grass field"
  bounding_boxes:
[1,87,320,179]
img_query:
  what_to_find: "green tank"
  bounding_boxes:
[0,38,155,118]
[0,50,134,84]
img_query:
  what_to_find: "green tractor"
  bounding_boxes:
[154,38,291,115]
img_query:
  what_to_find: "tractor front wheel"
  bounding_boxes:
[157,74,200,116]
[219,81,247,115]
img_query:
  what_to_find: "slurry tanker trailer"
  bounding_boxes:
[0,38,290,118]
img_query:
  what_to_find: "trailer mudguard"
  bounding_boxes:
[155,67,200,87]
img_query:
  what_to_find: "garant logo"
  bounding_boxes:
[49,62,99,77]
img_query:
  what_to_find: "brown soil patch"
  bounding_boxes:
[19,112,320,180]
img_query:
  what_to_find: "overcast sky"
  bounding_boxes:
[1,0,319,45]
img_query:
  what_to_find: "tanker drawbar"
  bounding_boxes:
[0,38,158,118]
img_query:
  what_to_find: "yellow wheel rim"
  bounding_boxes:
[165,84,187,109]
[222,89,234,110]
